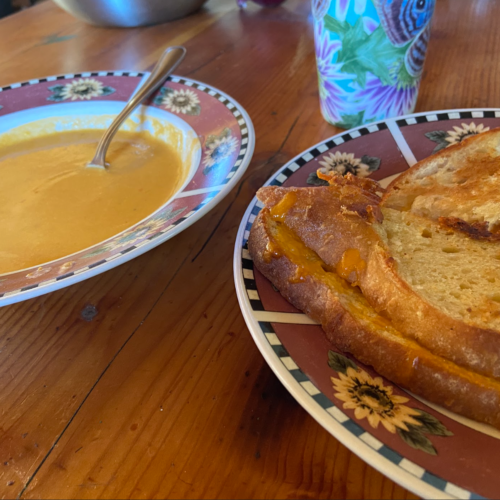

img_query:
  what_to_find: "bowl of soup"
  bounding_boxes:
[0,102,200,275]
[0,71,254,305]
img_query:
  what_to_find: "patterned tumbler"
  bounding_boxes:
[312,0,436,129]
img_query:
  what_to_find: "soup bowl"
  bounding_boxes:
[0,71,254,306]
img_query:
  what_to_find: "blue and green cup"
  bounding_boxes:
[312,0,436,128]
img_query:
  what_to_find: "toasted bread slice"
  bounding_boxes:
[382,128,500,234]
[256,185,500,379]
[248,209,500,428]
[373,208,500,332]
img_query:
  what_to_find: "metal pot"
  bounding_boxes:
[51,0,209,28]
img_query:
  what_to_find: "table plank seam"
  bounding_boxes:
[16,250,194,498]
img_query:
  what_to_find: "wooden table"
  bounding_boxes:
[0,0,498,498]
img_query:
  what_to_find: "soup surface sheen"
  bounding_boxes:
[0,129,183,275]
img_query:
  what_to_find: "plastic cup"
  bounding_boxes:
[312,0,436,129]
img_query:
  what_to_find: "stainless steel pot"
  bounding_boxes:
[51,0,209,28]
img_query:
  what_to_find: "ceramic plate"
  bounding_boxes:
[0,71,254,306]
[234,109,500,500]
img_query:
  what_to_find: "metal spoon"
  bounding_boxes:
[88,45,186,169]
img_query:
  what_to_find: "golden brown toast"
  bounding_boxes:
[248,132,500,428]
[382,128,500,235]
[248,209,500,428]
[256,184,500,380]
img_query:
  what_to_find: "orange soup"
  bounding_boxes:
[0,129,184,274]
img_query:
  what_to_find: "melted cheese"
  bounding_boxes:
[336,248,366,284]
[270,191,297,221]
[264,212,500,392]
[265,214,392,330]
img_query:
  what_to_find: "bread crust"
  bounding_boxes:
[257,186,500,380]
[364,245,500,378]
[248,210,500,429]
[381,128,500,232]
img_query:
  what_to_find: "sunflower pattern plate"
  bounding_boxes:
[234,109,500,500]
[0,71,254,306]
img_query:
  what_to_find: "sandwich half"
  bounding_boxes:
[248,175,500,428]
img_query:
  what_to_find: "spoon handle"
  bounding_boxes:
[89,46,186,169]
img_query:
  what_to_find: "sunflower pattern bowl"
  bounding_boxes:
[0,71,254,306]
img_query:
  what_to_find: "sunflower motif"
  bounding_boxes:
[99,218,170,253]
[203,136,238,168]
[332,367,421,433]
[59,261,75,274]
[327,351,454,454]
[47,78,115,102]
[26,266,52,279]
[445,122,490,146]
[153,87,201,116]
[307,151,380,186]
[62,78,103,100]
[82,207,187,258]
[115,221,166,248]
[83,226,155,258]
[162,89,200,114]
[318,151,371,177]
[202,128,239,175]
[425,122,490,153]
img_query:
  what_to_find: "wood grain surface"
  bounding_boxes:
[0,0,497,498]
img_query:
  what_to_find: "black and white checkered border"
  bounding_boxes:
[168,76,250,186]
[396,110,500,127]
[0,71,146,93]
[266,123,388,187]
[0,192,218,300]
[239,234,484,500]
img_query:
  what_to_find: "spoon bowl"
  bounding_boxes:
[87,45,186,170]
